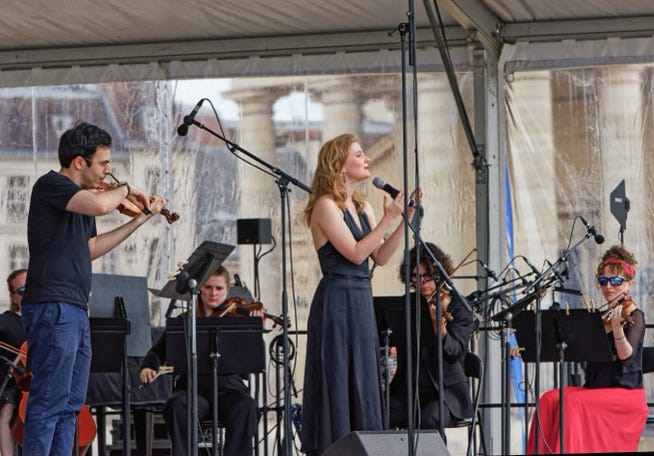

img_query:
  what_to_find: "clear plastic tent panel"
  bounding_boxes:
[0,73,477,324]
[504,64,654,399]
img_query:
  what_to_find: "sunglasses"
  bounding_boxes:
[597,276,625,287]
[13,286,25,296]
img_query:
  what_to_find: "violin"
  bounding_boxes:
[420,248,478,325]
[9,341,97,453]
[97,173,180,224]
[212,296,290,328]
[600,292,636,328]
[425,287,454,323]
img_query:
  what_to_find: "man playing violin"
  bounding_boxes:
[140,266,261,456]
[527,244,648,453]
[0,269,27,455]
[388,242,473,432]
[21,121,166,454]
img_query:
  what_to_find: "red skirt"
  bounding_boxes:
[527,386,648,454]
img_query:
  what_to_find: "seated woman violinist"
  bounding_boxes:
[139,266,264,456]
[527,244,648,454]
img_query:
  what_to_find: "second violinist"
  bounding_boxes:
[388,242,473,431]
[140,266,261,456]
[587,245,645,388]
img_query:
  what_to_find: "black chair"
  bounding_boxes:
[642,347,654,425]
[448,351,487,456]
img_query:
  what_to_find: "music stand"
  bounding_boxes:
[89,274,150,357]
[373,296,397,428]
[513,308,612,453]
[157,240,235,456]
[373,294,433,428]
[158,241,235,302]
[89,284,134,456]
[489,287,544,452]
[166,317,265,375]
[166,317,265,455]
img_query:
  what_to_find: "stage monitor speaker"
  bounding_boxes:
[237,218,272,244]
[323,430,450,456]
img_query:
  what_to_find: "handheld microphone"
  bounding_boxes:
[372,177,417,208]
[176,99,205,136]
[579,216,605,244]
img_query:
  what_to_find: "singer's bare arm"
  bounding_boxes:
[310,194,403,265]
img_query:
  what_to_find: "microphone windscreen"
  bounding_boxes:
[372,176,385,189]
[177,124,189,136]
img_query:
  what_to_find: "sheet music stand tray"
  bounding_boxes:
[89,316,130,455]
[512,309,612,363]
[373,294,433,427]
[157,241,235,302]
[374,294,433,350]
[513,308,612,453]
[165,317,265,375]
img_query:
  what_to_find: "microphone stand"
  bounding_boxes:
[184,280,199,456]
[392,18,417,456]
[185,117,311,456]
[402,216,473,442]
[391,0,422,453]
[513,233,595,454]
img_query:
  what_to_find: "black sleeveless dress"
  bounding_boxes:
[300,210,383,455]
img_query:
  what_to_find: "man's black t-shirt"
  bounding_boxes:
[23,171,97,310]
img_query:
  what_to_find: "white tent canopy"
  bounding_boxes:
[2,0,654,86]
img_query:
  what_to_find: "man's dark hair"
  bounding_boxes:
[58,121,112,168]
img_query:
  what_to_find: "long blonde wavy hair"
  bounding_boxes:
[304,133,367,225]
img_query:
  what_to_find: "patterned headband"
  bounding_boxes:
[601,257,635,277]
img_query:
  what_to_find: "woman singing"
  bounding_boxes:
[300,134,418,455]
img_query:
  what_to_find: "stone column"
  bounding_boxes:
[227,86,284,306]
[311,76,362,143]
[507,70,557,275]
[385,73,476,297]
[598,66,644,249]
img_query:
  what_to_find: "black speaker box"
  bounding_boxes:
[323,430,450,456]
[237,218,272,244]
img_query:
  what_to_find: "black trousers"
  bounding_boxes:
[388,394,454,430]
[163,389,258,456]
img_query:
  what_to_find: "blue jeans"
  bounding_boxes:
[21,302,91,455]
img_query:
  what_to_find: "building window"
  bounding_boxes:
[10,245,28,272]
[50,114,74,139]
[145,167,161,195]
[7,176,29,221]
